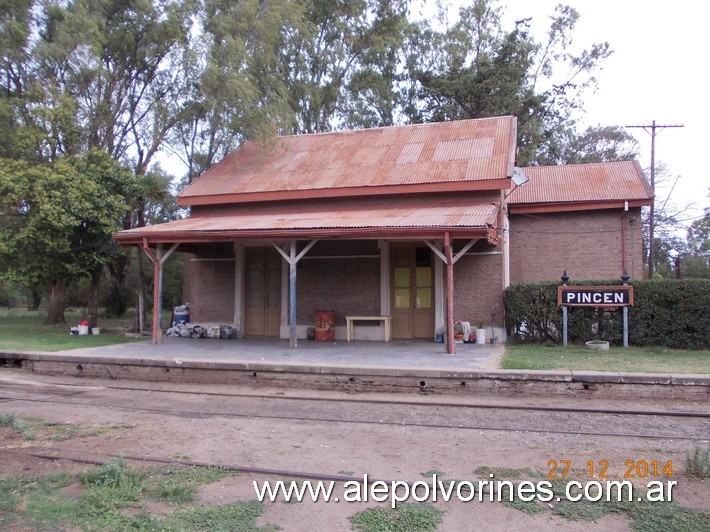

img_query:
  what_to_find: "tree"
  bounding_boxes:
[0,150,133,323]
[280,0,410,133]
[681,191,710,278]
[168,0,304,182]
[535,125,638,165]
[403,1,635,165]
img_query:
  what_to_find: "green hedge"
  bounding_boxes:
[504,279,710,349]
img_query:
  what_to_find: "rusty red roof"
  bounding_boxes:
[508,160,653,211]
[178,117,517,206]
[114,201,499,244]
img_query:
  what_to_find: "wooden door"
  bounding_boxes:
[245,248,282,336]
[392,245,434,339]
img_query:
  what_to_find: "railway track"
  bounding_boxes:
[4,378,709,419]
[1,379,707,442]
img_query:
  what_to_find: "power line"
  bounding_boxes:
[625,120,684,278]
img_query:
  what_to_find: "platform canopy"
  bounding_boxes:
[113,200,500,246]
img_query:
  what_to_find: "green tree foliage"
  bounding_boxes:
[680,191,710,278]
[170,0,305,182]
[404,0,637,165]
[0,0,193,318]
[0,0,659,319]
[280,0,410,133]
[0,150,134,323]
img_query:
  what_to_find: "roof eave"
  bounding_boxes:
[113,225,496,246]
[177,179,512,207]
[508,198,653,215]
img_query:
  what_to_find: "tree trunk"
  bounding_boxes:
[45,279,67,324]
[87,269,101,328]
[29,285,42,311]
[107,250,132,317]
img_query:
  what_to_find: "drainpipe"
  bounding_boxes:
[621,201,628,274]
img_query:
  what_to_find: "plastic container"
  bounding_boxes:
[78,325,89,335]
[174,311,190,325]
[92,327,101,336]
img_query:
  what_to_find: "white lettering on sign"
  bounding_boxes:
[560,287,632,307]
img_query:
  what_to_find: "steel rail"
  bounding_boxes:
[2,394,707,442]
[5,379,709,419]
[0,447,592,500]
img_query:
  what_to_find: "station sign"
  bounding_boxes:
[557,286,634,307]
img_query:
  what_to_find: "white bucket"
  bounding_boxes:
[92,327,101,335]
[78,325,89,335]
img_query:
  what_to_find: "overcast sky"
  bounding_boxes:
[471,0,708,226]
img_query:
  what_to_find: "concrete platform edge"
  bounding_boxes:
[2,349,708,387]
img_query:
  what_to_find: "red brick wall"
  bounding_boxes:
[509,208,644,283]
[296,240,380,326]
[450,254,504,327]
[183,255,235,323]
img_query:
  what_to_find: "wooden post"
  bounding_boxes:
[153,244,162,345]
[271,240,318,349]
[561,270,569,347]
[621,271,630,348]
[289,241,298,349]
[142,241,179,345]
[138,291,145,334]
[444,232,455,355]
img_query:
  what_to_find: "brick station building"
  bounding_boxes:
[113,116,653,352]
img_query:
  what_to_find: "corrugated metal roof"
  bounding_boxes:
[509,161,654,205]
[178,117,516,203]
[116,201,499,238]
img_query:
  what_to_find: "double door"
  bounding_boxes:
[392,245,434,339]
[244,248,281,336]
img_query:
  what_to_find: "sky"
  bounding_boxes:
[454,0,709,227]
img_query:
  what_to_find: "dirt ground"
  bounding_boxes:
[0,369,708,531]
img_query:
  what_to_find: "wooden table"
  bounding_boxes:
[345,315,392,342]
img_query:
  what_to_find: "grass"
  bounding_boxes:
[144,463,231,505]
[629,501,710,532]
[349,503,443,532]
[553,495,710,531]
[0,457,277,531]
[480,468,710,530]
[473,466,538,480]
[0,307,147,352]
[0,411,135,442]
[420,469,446,478]
[685,447,710,479]
[501,343,710,373]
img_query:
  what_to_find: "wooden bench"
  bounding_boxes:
[345,315,392,342]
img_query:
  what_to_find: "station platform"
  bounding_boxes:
[1,338,707,401]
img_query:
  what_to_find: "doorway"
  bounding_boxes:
[391,245,434,338]
[244,248,282,336]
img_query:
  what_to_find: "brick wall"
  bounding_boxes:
[450,254,504,327]
[509,208,644,283]
[183,254,235,323]
[297,240,380,326]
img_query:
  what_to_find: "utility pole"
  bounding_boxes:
[626,120,683,279]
